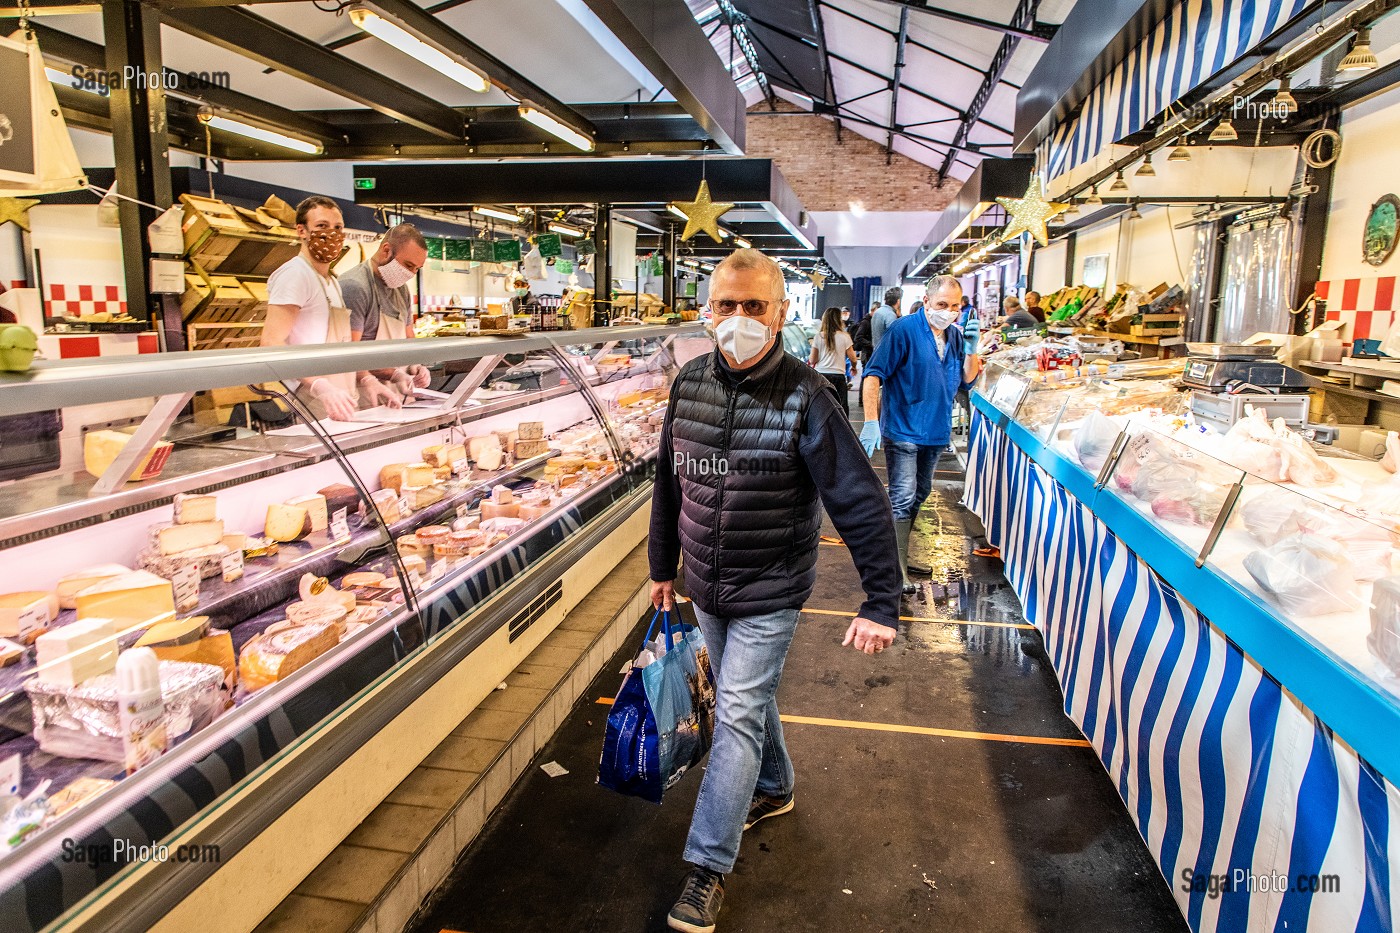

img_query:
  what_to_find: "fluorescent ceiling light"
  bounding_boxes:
[694,3,720,25]
[473,206,523,223]
[667,204,689,221]
[734,236,752,248]
[201,114,322,154]
[519,105,595,152]
[682,259,700,268]
[349,5,489,93]
[549,222,584,237]
[736,74,759,92]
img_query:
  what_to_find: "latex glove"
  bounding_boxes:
[962,315,981,355]
[358,375,403,409]
[389,368,416,398]
[406,364,431,389]
[859,420,882,457]
[309,379,357,422]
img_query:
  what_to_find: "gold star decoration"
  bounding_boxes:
[673,179,734,244]
[995,178,1070,248]
[808,268,827,289]
[0,198,40,232]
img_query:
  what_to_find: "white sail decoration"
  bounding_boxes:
[0,29,86,196]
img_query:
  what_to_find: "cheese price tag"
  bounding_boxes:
[172,563,201,611]
[15,602,47,638]
[0,753,19,797]
[451,458,468,476]
[398,496,413,518]
[330,508,350,542]
[221,548,244,583]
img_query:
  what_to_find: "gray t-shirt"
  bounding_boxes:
[340,261,411,340]
[870,305,899,352]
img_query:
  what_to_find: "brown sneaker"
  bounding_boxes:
[668,867,724,933]
[743,791,795,831]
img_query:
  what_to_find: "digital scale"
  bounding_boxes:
[1182,344,1314,429]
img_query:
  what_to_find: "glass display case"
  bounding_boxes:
[0,323,700,928]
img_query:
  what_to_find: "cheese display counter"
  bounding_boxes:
[966,359,1400,931]
[0,324,700,931]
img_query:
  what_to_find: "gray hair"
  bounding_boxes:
[883,286,903,306]
[1003,296,1022,311]
[384,223,427,252]
[924,274,962,295]
[712,248,785,299]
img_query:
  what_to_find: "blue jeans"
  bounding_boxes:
[884,440,946,521]
[683,605,800,875]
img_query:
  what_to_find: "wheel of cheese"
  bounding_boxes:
[342,571,387,588]
[284,602,349,634]
[415,525,451,547]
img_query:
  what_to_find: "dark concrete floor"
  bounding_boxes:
[407,412,1189,933]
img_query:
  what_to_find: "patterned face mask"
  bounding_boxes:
[305,229,345,264]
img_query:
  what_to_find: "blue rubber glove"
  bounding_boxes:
[859,420,881,457]
[962,315,981,355]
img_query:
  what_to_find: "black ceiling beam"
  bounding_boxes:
[742,17,821,101]
[18,19,345,144]
[365,0,592,136]
[583,0,746,154]
[824,47,1013,138]
[886,7,908,164]
[938,0,1036,184]
[819,2,1022,94]
[860,0,1056,42]
[158,5,465,140]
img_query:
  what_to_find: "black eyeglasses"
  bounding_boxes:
[708,299,774,317]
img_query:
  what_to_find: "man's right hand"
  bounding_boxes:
[309,379,358,422]
[651,580,675,611]
[859,420,882,457]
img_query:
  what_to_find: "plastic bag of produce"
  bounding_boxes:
[1271,418,1338,487]
[1369,576,1400,676]
[1296,508,1395,582]
[1239,493,1305,545]
[1217,410,1287,482]
[1242,533,1360,616]
[1072,411,1122,472]
[1130,453,1198,502]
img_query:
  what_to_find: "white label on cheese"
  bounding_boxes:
[0,753,19,797]
[408,571,423,590]
[452,458,468,475]
[172,564,200,608]
[330,508,350,542]
[221,549,244,583]
[16,602,47,637]
[398,496,412,517]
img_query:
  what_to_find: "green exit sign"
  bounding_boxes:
[353,177,376,190]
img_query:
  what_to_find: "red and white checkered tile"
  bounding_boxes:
[1317,276,1398,342]
[44,284,128,320]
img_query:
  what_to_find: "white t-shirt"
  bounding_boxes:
[811,330,853,374]
[267,255,344,346]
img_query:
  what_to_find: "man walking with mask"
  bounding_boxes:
[651,248,900,933]
[860,275,982,591]
[343,223,432,399]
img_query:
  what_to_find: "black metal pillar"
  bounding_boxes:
[662,223,677,311]
[103,0,178,348]
[1293,150,1336,333]
[593,204,612,325]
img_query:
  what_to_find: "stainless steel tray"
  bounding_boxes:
[1186,342,1277,359]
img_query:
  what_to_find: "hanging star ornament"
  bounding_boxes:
[0,198,40,232]
[673,179,734,244]
[995,178,1071,247]
[807,268,828,289]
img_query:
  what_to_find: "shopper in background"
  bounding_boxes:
[343,223,432,399]
[650,248,898,933]
[508,275,535,314]
[1024,290,1045,323]
[957,294,975,329]
[860,274,982,591]
[1001,296,1038,329]
[870,286,902,354]
[809,306,859,415]
[262,196,395,421]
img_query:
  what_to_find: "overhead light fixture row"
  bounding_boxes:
[349,5,489,93]
[548,221,584,238]
[1339,27,1379,72]
[1274,76,1297,115]
[1135,153,1156,177]
[1167,144,1191,162]
[733,235,752,249]
[1209,118,1238,142]
[519,105,595,152]
[1109,170,1130,193]
[472,206,523,223]
[198,112,322,155]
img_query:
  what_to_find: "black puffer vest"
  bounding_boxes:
[669,344,830,617]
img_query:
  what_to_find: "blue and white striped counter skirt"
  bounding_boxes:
[965,407,1400,933]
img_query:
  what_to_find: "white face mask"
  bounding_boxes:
[712,315,773,365]
[925,308,958,331]
[378,258,415,290]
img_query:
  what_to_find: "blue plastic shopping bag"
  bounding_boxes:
[598,607,715,803]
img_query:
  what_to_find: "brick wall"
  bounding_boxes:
[744,101,961,213]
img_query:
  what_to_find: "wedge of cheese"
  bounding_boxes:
[369,489,402,524]
[74,570,175,628]
[318,483,360,516]
[172,493,218,525]
[514,439,550,460]
[286,494,329,533]
[135,615,210,648]
[150,520,225,556]
[265,503,312,543]
[470,435,504,471]
[56,565,131,610]
[404,485,445,510]
[138,544,230,581]
[83,430,174,482]
[379,463,409,493]
[422,443,466,469]
[238,623,339,693]
[404,462,435,487]
[518,421,544,441]
[0,591,58,640]
[35,618,119,687]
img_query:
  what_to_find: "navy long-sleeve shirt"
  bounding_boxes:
[649,346,900,631]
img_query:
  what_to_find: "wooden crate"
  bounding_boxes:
[189,321,264,351]
[1131,313,1185,337]
[181,194,298,276]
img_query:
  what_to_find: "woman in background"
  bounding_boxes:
[809,305,860,415]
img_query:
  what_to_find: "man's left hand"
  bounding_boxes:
[406,364,431,389]
[962,316,981,354]
[843,617,896,655]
